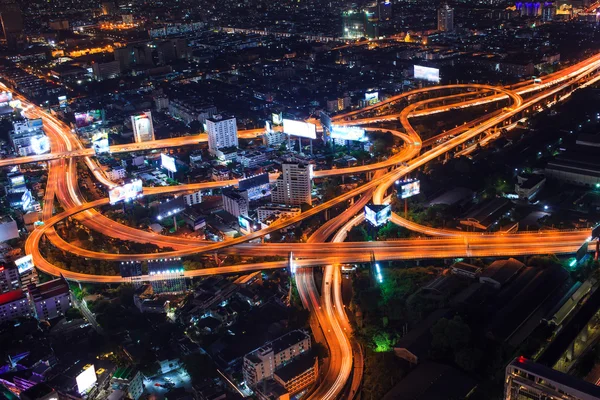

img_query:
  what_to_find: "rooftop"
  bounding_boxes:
[0,289,25,306]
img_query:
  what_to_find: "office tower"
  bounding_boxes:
[271,163,313,206]
[0,263,19,293]
[131,111,155,143]
[378,0,393,21]
[504,356,600,400]
[222,188,249,217]
[437,2,454,32]
[206,115,238,155]
[0,289,31,324]
[342,10,366,39]
[0,0,24,51]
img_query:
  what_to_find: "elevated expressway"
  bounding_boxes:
[11,52,600,399]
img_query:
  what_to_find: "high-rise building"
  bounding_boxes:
[437,2,454,32]
[147,259,186,294]
[342,10,366,39]
[0,264,19,293]
[271,163,313,206]
[504,356,600,400]
[131,111,155,143]
[243,330,312,389]
[222,188,249,217]
[206,115,238,155]
[28,276,71,321]
[0,0,24,51]
[378,0,393,21]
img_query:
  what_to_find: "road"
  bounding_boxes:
[9,51,600,399]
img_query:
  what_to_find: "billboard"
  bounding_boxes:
[161,153,177,173]
[15,255,34,274]
[319,111,332,134]
[108,180,143,204]
[58,95,67,108]
[364,204,391,227]
[330,126,367,142]
[21,190,33,211]
[238,215,256,235]
[365,91,379,101]
[0,91,12,105]
[31,135,50,154]
[132,112,154,143]
[414,65,440,82]
[91,131,109,154]
[272,112,283,125]
[156,196,185,220]
[76,365,97,394]
[74,110,103,128]
[9,175,25,187]
[396,179,420,199]
[8,99,21,109]
[283,119,316,139]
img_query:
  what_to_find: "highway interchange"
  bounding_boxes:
[8,52,600,399]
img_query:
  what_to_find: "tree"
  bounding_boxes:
[76,228,89,242]
[430,316,471,357]
[182,353,217,382]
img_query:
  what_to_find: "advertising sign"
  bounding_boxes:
[396,179,420,199]
[9,175,25,187]
[21,190,33,211]
[0,91,12,105]
[364,204,391,227]
[365,91,379,101]
[31,135,50,154]
[75,110,103,128]
[8,99,21,109]
[238,215,255,235]
[330,126,367,142]
[132,112,154,142]
[272,112,283,125]
[161,153,177,173]
[108,180,143,204]
[414,65,440,82]
[282,119,316,139]
[58,95,67,108]
[14,255,34,274]
[76,365,97,394]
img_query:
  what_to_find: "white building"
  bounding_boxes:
[131,111,155,143]
[207,115,238,155]
[243,330,311,389]
[182,190,202,206]
[437,2,454,32]
[28,276,71,321]
[262,130,287,147]
[222,188,248,217]
[256,205,302,222]
[271,163,313,206]
[107,167,127,181]
[11,119,49,156]
[0,289,32,324]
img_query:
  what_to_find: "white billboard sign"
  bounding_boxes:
[283,119,317,139]
[76,365,97,394]
[161,153,177,173]
[109,180,143,204]
[414,65,440,82]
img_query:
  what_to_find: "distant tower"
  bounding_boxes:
[0,0,24,50]
[437,2,454,32]
[378,0,392,21]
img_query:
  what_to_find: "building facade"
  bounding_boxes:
[271,163,313,206]
[0,289,31,324]
[438,2,454,32]
[207,115,238,155]
[28,276,71,321]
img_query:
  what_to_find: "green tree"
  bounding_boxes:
[430,316,471,357]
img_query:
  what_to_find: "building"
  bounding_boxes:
[479,258,525,289]
[0,289,31,324]
[378,0,392,21]
[239,173,271,200]
[256,205,302,222]
[107,167,127,181]
[515,174,546,201]
[182,209,206,231]
[131,111,155,143]
[111,366,144,400]
[342,10,366,39]
[0,263,19,293]
[545,134,600,187]
[91,60,121,81]
[243,330,312,389]
[0,215,19,242]
[505,356,600,400]
[238,151,270,169]
[19,383,58,400]
[182,190,202,206]
[437,2,454,32]
[206,115,238,155]
[147,259,186,294]
[262,130,287,147]
[222,188,249,217]
[271,163,313,206]
[11,119,49,156]
[28,276,71,321]
[272,353,318,396]
[168,99,216,125]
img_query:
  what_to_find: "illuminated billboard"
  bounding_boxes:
[58,95,67,108]
[10,175,25,187]
[21,190,33,211]
[76,365,97,394]
[132,112,154,143]
[31,135,50,154]
[161,153,177,173]
[283,119,316,139]
[364,204,391,227]
[238,215,256,235]
[396,179,420,199]
[272,112,283,125]
[330,126,367,142]
[414,65,440,83]
[0,91,12,105]
[74,110,103,128]
[109,180,143,204]
[365,91,379,101]
[14,255,34,274]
